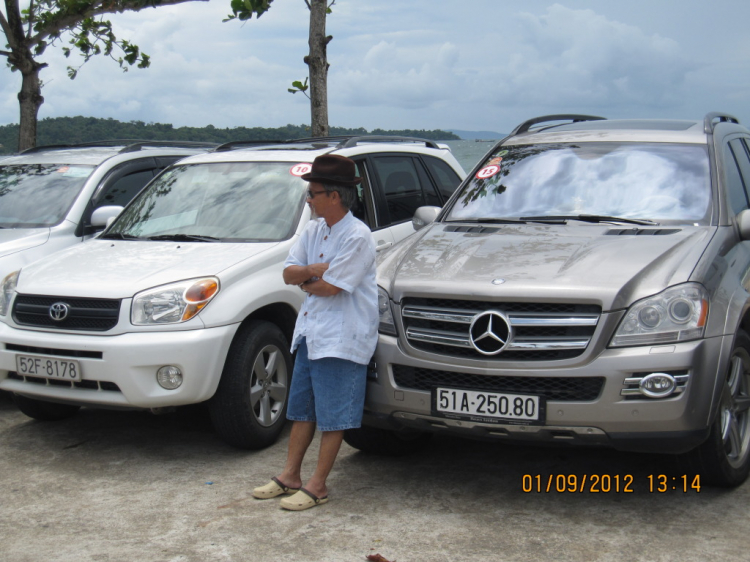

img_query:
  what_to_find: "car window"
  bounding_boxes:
[0,164,94,227]
[371,156,431,225]
[422,156,463,199]
[729,139,750,209]
[724,141,749,215]
[95,169,155,208]
[352,160,375,228]
[447,143,712,223]
[108,162,307,241]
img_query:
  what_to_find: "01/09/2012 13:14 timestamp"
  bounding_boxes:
[522,474,701,493]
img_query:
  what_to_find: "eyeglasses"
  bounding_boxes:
[306,189,328,199]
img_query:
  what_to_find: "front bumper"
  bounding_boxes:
[0,322,239,409]
[363,334,731,454]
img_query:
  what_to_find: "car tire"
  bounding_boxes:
[680,330,750,487]
[343,425,432,456]
[13,394,80,421]
[209,320,292,450]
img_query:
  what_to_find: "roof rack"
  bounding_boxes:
[21,140,217,155]
[214,140,284,152]
[212,135,442,153]
[704,112,740,134]
[333,135,440,149]
[510,114,606,136]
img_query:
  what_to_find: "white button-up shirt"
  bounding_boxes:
[285,212,378,365]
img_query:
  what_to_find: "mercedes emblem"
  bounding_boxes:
[469,310,511,355]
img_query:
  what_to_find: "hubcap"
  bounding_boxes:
[721,349,750,469]
[248,344,288,427]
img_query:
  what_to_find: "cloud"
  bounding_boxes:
[2,0,749,135]
[333,3,696,120]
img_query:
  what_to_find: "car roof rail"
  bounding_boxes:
[213,135,443,152]
[333,135,440,149]
[117,140,218,153]
[20,140,217,154]
[704,112,740,134]
[213,140,285,152]
[510,114,607,136]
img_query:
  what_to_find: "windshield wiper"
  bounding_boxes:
[449,217,568,225]
[520,214,658,226]
[99,232,142,240]
[147,233,220,242]
[447,218,529,224]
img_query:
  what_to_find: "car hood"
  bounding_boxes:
[379,223,715,311]
[16,239,279,298]
[0,228,50,259]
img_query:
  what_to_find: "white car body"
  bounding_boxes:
[0,137,465,448]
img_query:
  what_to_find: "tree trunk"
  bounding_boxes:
[307,0,329,137]
[17,64,45,151]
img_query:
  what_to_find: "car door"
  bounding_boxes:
[349,153,462,252]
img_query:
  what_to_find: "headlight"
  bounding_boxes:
[0,271,19,317]
[610,283,708,347]
[378,286,397,336]
[132,277,220,325]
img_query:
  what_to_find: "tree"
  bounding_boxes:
[227,0,333,137]
[0,0,204,151]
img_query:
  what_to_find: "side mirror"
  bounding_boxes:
[91,205,124,229]
[412,206,441,231]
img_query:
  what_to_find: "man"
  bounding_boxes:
[252,154,378,511]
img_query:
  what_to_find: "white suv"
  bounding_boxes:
[0,141,215,283]
[0,137,465,449]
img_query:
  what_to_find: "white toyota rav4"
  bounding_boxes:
[0,136,465,449]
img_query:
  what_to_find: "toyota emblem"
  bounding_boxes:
[49,302,70,322]
[469,310,511,355]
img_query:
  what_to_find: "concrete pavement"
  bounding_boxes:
[1,393,748,562]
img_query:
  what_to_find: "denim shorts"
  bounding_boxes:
[286,338,367,431]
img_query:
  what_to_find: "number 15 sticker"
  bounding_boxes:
[290,163,313,176]
[476,165,500,180]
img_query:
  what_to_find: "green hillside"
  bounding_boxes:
[0,116,459,153]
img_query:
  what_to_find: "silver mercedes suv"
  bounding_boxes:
[347,113,750,487]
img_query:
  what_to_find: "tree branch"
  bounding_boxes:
[2,0,24,50]
[27,0,208,48]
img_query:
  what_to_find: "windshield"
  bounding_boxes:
[106,162,308,241]
[447,143,711,224]
[0,164,95,228]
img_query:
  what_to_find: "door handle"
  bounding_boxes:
[376,241,393,252]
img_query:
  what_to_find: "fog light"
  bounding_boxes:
[639,373,676,398]
[157,366,183,390]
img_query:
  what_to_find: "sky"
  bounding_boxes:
[1,0,749,135]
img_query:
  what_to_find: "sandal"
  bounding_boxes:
[279,487,329,511]
[252,477,299,499]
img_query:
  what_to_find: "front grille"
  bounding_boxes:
[7,371,121,392]
[401,298,601,361]
[392,365,604,401]
[13,295,121,331]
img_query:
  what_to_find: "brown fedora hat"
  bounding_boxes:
[301,154,361,186]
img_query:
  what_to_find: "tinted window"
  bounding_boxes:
[96,169,155,208]
[423,156,462,199]
[730,139,750,205]
[372,156,429,224]
[724,142,749,214]
[447,143,711,223]
[0,164,94,227]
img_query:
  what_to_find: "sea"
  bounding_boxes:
[442,139,498,173]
